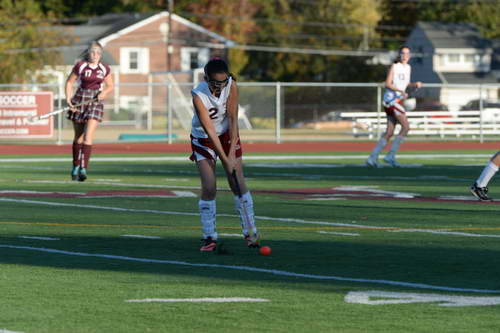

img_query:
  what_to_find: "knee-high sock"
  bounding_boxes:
[199,199,217,239]
[477,161,499,187]
[369,137,387,160]
[72,142,82,167]
[234,192,257,235]
[386,135,404,160]
[81,144,92,169]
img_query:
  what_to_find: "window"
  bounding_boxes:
[129,51,138,70]
[448,54,460,63]
[181,47,209,71]
[438,54,445,66]
[120,48,149,74]
[464,54,474,63]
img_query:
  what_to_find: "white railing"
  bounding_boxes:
[1,81,500,143]
[341,110,500,141]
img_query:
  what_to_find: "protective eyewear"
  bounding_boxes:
[208,78,229,88]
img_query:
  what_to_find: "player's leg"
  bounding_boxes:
[471,150,500,201]
[71,122,85,181]
[367,113,395,167]
[79,119,99,182]
[384,108,409,167]
[196,158,218,251]
[226,158,258,247]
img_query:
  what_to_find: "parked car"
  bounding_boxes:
[459,99,500,121]
[415,100,454,124]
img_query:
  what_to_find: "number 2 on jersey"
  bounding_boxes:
[208,107,218,119]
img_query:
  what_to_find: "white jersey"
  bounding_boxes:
[191,77,233,138]
[389,62,411,95]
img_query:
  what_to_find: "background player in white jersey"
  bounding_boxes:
[367,46,422,167]
[65,41,113,181]
[470,151,500,201]
[190,58,259,252]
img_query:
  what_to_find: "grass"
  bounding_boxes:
[0,150,500,332]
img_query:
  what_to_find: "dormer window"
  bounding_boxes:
[448,54,460,63]
[464,54,474,63]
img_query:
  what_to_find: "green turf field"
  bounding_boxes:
[1,150,500,333]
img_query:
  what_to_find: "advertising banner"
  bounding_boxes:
[0,91,54,138]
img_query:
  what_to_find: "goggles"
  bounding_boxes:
[208,78,229,89]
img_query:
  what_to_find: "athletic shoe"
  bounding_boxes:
[383,156,401,167]
[71,166,80,181]
[366,158,380,168]
[470,183,492,201]
[200,237,217,252]
[78,168,87,182]
[244,233,260,248]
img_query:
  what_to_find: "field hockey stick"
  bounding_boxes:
[231,169,259,247]
[28,93,100,123]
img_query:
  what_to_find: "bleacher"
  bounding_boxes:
[340,110,500,139]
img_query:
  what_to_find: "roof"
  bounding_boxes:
[56,12,232,66]
[58,25,116,65]
[417,22,491,49]
[440,72,498,84]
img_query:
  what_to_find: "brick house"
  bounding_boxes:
[50,11,234,128]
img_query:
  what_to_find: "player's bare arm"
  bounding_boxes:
[65,72,78,109]
[98,74,114,101]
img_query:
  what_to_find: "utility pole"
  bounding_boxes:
[167,0,174,72]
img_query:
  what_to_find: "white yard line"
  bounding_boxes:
[1,243,499,294]
[2,198,499,239]
[121,235,162,239]
[345,290,500,307]
[389,229,500,238]
[219,233,243,237]
[126,298,269,303]
[18,236,60,241]
[317,231,360,237]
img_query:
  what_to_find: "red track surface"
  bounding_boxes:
[0,141,499,155]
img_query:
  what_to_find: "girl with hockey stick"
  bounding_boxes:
[65,41,113,181]
[189,58,259,252]
[367,46,422,167]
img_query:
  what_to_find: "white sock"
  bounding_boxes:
[477,162,499,187]
[386,135,404,160]
[369,137,387,160]
[199,199,217,240]
[234,192,257,235]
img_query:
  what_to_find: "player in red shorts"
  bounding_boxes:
[367,46,422,167]
[65,41,113,181]
[190,58,259,251]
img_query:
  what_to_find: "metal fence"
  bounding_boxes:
[1,82,499,143]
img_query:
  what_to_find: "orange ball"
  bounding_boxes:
[259,246,272,256]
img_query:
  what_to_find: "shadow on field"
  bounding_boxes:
[1,233,500,292]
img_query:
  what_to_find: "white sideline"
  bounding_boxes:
[1,243,499,294]
[126,298,269,303]
[0,154,493,163]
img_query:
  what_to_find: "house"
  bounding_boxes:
[47,12,234,128]
[405,22,499,112]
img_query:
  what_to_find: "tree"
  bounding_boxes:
[465,1,500,39]
[0,0,70,83]
[241,0,383,82]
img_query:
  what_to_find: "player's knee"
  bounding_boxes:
[201,188,216,200]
